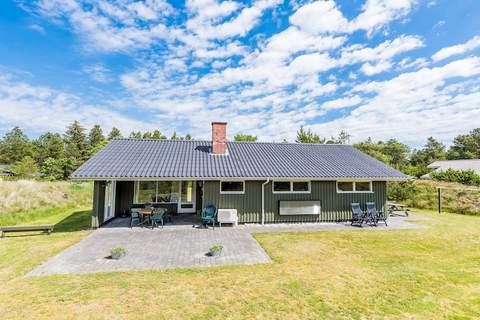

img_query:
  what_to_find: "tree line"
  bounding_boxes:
[295,127,480,178]
[1,121,479,180]
[0,121,191,180]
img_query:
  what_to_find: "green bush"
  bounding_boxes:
[110,247,127,256]
[431,169,480,186]
[387,180,418,202]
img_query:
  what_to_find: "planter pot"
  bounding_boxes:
[208,250,222,257]
[111,252,126,260]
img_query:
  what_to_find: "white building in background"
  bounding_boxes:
[422,160,480,179]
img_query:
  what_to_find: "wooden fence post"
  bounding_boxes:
[437,187,442,214]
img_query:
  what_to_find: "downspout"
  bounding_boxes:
[261,178,270,225]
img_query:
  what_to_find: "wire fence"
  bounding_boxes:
[437,186,480,215]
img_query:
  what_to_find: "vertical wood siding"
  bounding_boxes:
[203,181,262,223]
[204,180,387,223]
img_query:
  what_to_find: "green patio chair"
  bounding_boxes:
[201,205,217,229]
[150,207,165,229]
[130,208,141,228]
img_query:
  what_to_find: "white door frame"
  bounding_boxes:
[104,181,116,222]
[178,181,196,213]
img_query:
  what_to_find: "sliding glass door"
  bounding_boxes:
[179,181,196,213]
[134,180,196,213]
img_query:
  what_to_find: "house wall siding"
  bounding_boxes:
[203,180,387,223]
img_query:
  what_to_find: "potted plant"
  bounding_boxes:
[110,247,127,260]
[208,244,223,257]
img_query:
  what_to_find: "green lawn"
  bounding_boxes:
[1,208,479,319]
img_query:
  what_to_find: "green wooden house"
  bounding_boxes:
[72,122,407,228]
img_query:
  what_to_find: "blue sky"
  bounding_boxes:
[0,0,479,146]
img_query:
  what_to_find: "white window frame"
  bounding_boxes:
[336,181,373,193]
[272,181,311,194]
[219,180,245,194]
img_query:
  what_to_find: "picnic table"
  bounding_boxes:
[387,202,410,216]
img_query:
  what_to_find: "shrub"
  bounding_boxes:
[431,169,480,186]
[387,180,418,202]
[209,244,223,253]
[10,156,39,178]
[110,247,127,256]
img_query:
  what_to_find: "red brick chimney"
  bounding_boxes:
[211,122,227,154]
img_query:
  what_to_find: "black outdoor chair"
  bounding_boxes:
[366,202,388,226]
[350,203,365,227]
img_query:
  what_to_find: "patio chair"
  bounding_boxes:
[130,208,141,228]
[366,202,387,226]
[150,207,165,229]
[350,203,365,227]
[201,205,217,229]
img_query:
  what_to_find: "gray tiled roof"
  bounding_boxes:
[72,139,407,180]
[427,160,480,174]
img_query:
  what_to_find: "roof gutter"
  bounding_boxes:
[261,178,270,225]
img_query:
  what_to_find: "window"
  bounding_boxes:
[292,181,310,192]
[273,181,311,193]
[336,181,372,193]
[355,181,371,192]
[135,181,180,203]
[136,181,156,203]
[157,181,179,202]
[220,181,245,194]
[337,181,354,192]
[273,181,290,192]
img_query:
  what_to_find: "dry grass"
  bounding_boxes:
[0,180,92,226]
[0,209,480,319]
[406,180,480,215]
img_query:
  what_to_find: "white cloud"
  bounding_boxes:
[82,64,111,83]
[340,35,424,64]
[432,35,480,62]
[185,0,281,40]
[0,75,153,135]
[28,23,46,35]
[433,20,445,29]
[397,57,428,70]
[34,0,173,52]
[289,1,349,34]
[322,96,363,110]
[352,0,416,36]
[311,57,480,145]
[361,60,392,75]
[290,0,416,36]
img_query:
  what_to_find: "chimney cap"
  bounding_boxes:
[211,121,227,125]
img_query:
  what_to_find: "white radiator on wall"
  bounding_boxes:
[217,209,238,226]
[279,201,321,215]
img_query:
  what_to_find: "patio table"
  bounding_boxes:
[138,208,154,225]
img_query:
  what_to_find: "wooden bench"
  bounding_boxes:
[0,225,54,238]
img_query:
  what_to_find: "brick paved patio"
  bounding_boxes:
[28,225,271,276]
[28,214,423,276]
